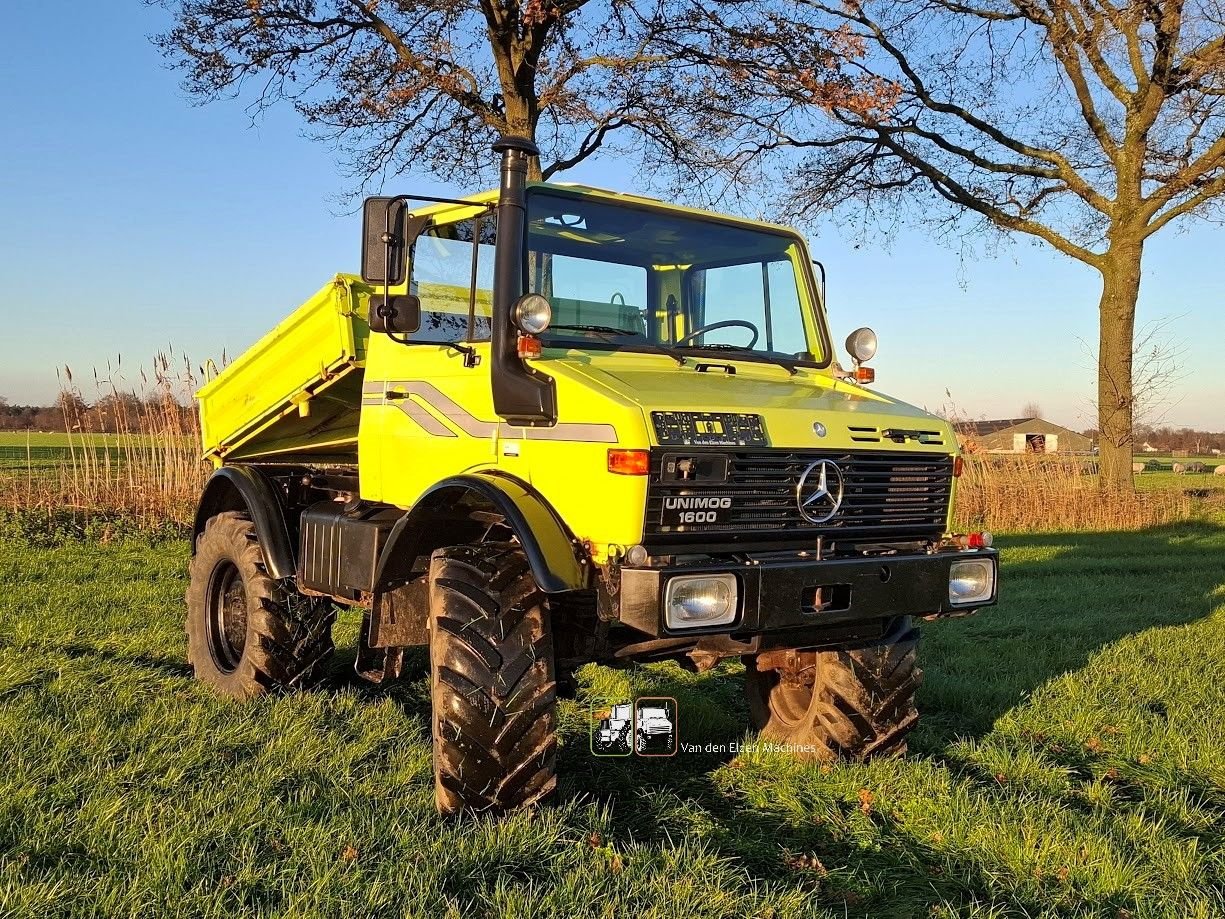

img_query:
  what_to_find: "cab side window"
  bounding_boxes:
[408,216,495,342]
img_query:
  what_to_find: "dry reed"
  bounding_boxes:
[0,367,1206,536]
[0,353,208,531]
[953,453,1195,533]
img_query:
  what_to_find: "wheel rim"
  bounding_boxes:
[206,559,248,673]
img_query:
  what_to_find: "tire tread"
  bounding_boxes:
[429,543,556,815]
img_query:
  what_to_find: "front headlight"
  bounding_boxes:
[949,559,995,605]
[664,574,738,629]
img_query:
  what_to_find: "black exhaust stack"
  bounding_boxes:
[490,134,556,427]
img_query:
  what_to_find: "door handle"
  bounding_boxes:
[385,389,410,401]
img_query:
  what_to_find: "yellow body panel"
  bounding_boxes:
[199,183,959,562]
[357,340,957,563]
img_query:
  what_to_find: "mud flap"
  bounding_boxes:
[355,578,429,684]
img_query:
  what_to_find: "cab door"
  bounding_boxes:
[359,213,499,508]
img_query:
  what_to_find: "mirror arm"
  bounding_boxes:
[447,342,481,368]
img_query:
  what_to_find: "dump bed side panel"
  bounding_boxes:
[198,274,372,465]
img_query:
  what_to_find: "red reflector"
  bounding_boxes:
[853,366,875,383]
[954,456,964,478]
[967,531,993,549]
[517,334,542,359]
[608,449,650,475]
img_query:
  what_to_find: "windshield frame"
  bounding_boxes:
[523,186,834,371]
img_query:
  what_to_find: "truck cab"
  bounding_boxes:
[186,136,997,816]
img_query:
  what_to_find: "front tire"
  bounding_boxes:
[186,511,335,699]
[745,617,922,759]
[428,544,557,815]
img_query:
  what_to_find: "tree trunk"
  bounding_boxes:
[501,97,542,180]
[1095,238,1144,492]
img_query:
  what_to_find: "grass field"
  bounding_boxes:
[0,433,125,447]
[1136,472,1225,494]
[0,432,176,451]
[0,433,183,472]
[0,528,1222,917]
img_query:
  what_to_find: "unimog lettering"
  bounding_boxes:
[186,135,998,818]
[661,495,733,525]
[663,497,733,509]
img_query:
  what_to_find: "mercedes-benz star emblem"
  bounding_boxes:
[796,460,845,524]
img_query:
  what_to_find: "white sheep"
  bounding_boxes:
[1214,465,1225,476]
[1173,462,1186,474]
[1132,462,1145,474]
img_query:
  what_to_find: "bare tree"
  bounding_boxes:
[150,0,810,186]
[1082,314,1186,435]
[1020,401,1044,419]
[671,0,1225,490]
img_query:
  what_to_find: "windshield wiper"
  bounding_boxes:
[549,324,640,336]
[685,342,800,376]
[546,324,686,366]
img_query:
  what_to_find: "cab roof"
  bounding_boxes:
[405,181,802,239]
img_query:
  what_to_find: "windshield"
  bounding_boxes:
[526,191,825,364]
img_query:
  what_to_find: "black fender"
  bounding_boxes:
[192,466,296,580]
[374,472,587,594]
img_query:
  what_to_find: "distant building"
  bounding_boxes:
[955,417,1094,454]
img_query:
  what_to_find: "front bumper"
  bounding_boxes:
[617,548,998,639]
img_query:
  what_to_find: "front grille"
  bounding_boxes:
[645,449,953,543]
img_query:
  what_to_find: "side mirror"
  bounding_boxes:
[361,197,428,285]
[369,293,421,335]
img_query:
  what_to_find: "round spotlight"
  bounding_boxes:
[512,293,552,334]
[845,327,878,363]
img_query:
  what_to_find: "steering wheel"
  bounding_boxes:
[676,319,760,349]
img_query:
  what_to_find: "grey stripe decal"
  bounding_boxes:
[501,423,618,443]
[360,389,457,438]
[363,379,617,443]
[393,400,457,437]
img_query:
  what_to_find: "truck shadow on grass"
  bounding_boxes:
[911,520,1225,749]
[335,520,1225,794]
[266,522,1222,915]
[551,521,1225,915]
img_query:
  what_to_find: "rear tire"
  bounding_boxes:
[186,511,335,699]
[745,617,922,759]
[428,543,557,815]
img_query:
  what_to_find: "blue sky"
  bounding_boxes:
[1,2,1222,431]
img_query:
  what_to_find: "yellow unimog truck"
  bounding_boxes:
[188,136,997,815]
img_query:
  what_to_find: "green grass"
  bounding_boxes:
[0,432,183,468]
[0,529,1223,917]
[0,433,172,447]
[1136,453,1222,465]
[1136,471,1225,493]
